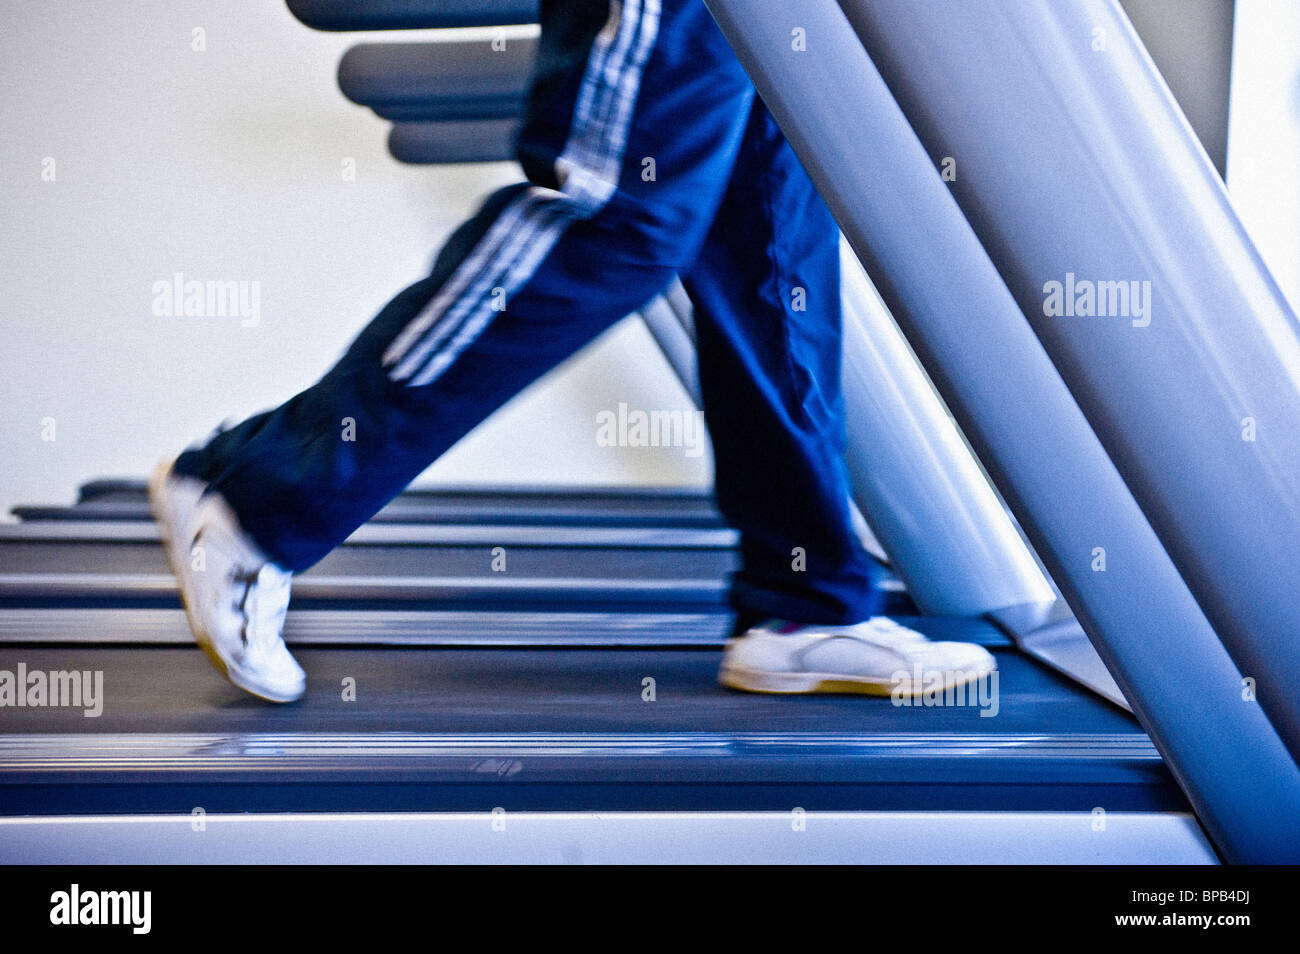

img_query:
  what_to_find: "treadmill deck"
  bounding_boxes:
[0,641,1178,816]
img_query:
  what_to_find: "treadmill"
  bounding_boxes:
[2,0,1298,864]
[0,479,1194,864]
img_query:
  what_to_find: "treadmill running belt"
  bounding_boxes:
[0,637,1179,816]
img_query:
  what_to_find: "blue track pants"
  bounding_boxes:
[176,0,886,625]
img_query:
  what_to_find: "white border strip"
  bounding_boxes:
[0,811,1217,864]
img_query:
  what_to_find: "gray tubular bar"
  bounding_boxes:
[840,0,1300,765]
[338,40,533,121]
[387,119,520,164]
[701,0,1300,861]
[638,280,703,403]
[288,0,538,31]
[838,243,1053,614]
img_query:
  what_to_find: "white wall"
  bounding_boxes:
[0,1,710,518]
[1227,0,1300,312]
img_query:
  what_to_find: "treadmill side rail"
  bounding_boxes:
[700,0,1300,862]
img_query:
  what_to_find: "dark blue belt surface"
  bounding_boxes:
[0,643,1177,815]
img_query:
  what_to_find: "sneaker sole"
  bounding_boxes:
[148,460,304,704]
[717,661,996,697]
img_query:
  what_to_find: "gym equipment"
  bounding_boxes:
[287,0,538,31]
[703,0,1300,863]
[2,0,1283,864]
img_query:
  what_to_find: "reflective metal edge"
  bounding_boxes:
[0,731,1164,770]
[0,809,1218,864]
[989,601,1131,712]
[0,608,731,646]
[0,521,739,549]
[0,574,726,602]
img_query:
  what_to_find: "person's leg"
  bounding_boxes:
[154,0,764,701]
[684,98,998,696]
[681,97,885,631]
[173,0,756,573]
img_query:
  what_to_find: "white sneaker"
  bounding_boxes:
[148,458,306,703]
[719,617,996,696]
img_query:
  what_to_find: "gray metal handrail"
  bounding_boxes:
[702,0,1300,862]
[839,0,1300,770]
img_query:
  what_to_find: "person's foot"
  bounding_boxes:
[718,617,996,696]
[148,458,306,703]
